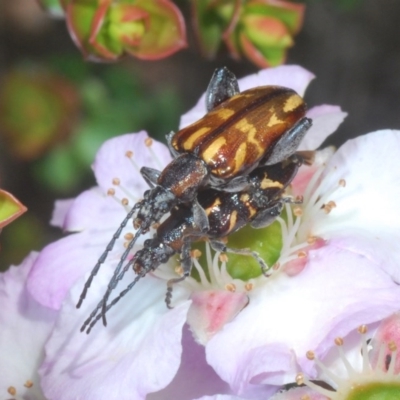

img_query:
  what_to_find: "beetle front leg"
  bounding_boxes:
[210,240,271,277]
[206,67,240,111]
[165,238,193,308]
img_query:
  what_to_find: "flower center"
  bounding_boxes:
[296,325,400,400]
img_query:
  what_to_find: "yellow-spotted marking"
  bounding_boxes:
[204,196,222,214]
[240,193,250,202]
[239,193,257,217]
[283,94,303,112]
[231,142,247,174]
[260,173,284,190]
[208,107,235,120]
[202,136,227,164]
[233,118,264,158]
[267,112,284,128]
[182,126,211,150]
[228,210,238,232]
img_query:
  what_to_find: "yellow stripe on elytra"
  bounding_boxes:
[202,136,227,164]
[231,142,247,174]
[260,173,284,190]
[182,126,211,150]
[234,118,264,158]
[267,113,284,127]
[283,94,303,112]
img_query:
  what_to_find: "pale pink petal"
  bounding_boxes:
[194,396,245,400]
[206,240,400,394]
[0,253,57,399]
[93,132,171,199]
[300,105,348,151]
[28,233,105,309]
[311,129,400,281]
[50,198,74,228]
[148,326,231,400]
[39,267,190,400]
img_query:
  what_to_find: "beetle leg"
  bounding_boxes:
[140,166,161,188]
[166,131,180,158]
[206,67,240,111]
[193,199,210,232]
[165,237,193,308]
[250,201,284,229]
[210,240,271,277]
[264,117,313,166]
[212,174,251,192]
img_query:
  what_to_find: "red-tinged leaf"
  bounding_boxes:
[193,0,238,59]
[221,0,242,59]
[239,32,270,68]
[0,190,27,229]
[123,0,187,60]
[246,0,305,34]
[242,14,293,47]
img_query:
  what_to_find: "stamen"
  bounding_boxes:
[219,254,229,263]
[191,249,202,258]
[225,283,236,292]
[296,374,336,397]
[125,150,142,173]
[8,387,16,396]
[245,282,254,291]
[24,380,33,388]
[144,137,164,170]
[339,178,346,187]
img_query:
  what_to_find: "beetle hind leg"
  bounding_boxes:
[210,240,271,277]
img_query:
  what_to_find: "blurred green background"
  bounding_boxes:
[1,0,400,270]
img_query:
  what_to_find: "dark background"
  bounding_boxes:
[0,0,399,267]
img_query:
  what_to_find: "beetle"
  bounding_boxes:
[80,156,305,333]
[76,67,312,316]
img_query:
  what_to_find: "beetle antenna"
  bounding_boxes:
[76,201,143,309]
[85,271,146,334]
[100,226,144,326]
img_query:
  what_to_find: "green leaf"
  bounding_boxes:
[0,190,27,229]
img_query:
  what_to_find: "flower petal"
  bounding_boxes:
[311,129,400,281]
[206,240,400,394]
[39,267,190,400]
[0,253,57,399]
[50,198,74,228]
[92,131,172,199]
[301,105,348,151]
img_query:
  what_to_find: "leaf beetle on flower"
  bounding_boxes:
[77,67,313,329]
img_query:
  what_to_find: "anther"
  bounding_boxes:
[145,138,153,147]
[358,325,368,334]
[335,337,344,346]
[125,150,133,158]
[124,233,134,240]
[8,387,16,396]
[296,373,305,385]
[24,380,33,388]
[272,263,280,270]
[307,236,316,244]
[245,282,254,291]
[175,265,184,276]
[295,195,304,203]
[112,178,120,185]
[306,350,315,360]
[107,188,116,196]
[121,198,129,206]
[388,341,397,352]
[339,178,346,187]
[191,249,202,258]
[301,396,311,400]
[298,251,307,258]
[225,283,236,292]
[219,254,229,263]
[293,206,303,216]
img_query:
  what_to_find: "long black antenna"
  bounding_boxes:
[76,201,142,309]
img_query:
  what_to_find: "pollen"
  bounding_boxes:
[107,188,116,196]
[339,178,346,187]
[112,177,120,185]
[124,232,134,240]
[298,251,307,258]
[191,249,202,258]
[8,387,16,395]
[219,253,229,263]
[358,324,368,334]
[225,283,236,292]
[245,282,254,291]
[24,380,33,388]
[334,337,344,346]
[145,137,153,147]
[125,150,133,158]
[121,198,129,206]
[306,350,315,360]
